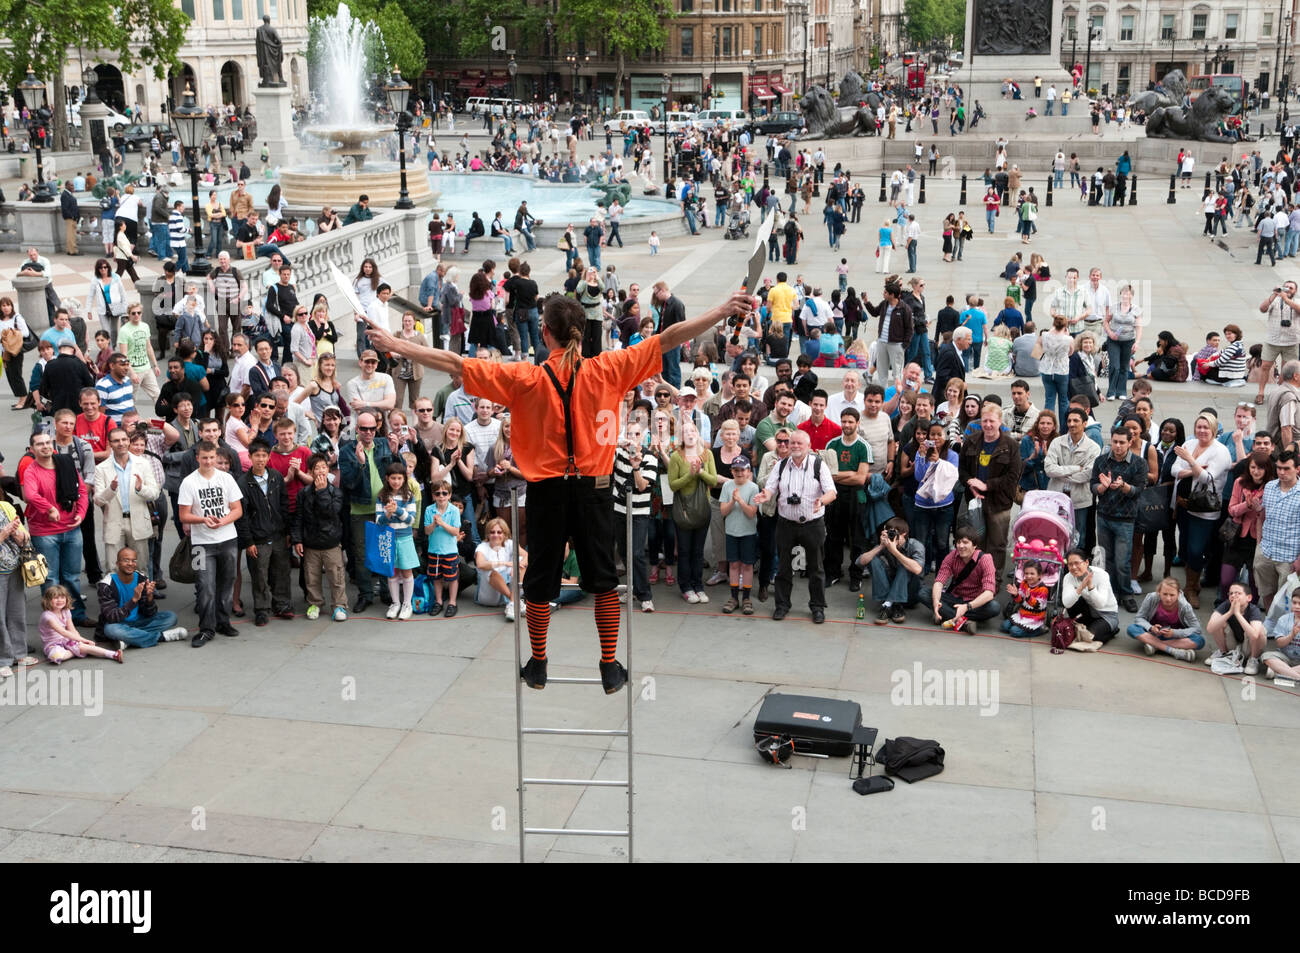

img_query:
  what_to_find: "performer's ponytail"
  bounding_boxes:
[542,295,586,373]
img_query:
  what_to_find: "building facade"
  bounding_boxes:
[1061,0,1299,99]
[431,0,861,115]
[49,0,309,118]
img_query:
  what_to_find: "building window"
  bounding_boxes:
[722,0,731,10]
[682,26,694,57]
[1065,14,1075,36]
[1087,62,1100,89]
[754,25,763,52]
[722,25,733,55]
[1119,14,1133,41]
[255,0,277,17]
[1264,13,1274,37]
[680,0,692,10]
[1192,13,1206,39]
[754,0,761,9]
[1225,13,1238,38]
[232,0,242,17]
[1117,62,1130,94]
[1160,14,1174,40]
[213,0,224,19]
[1089,13,1103,31]
[1222,59,1234,74]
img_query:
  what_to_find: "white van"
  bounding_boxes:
[696,108,748,131]
[464,96,517,117]
[603,110,652,133]
[663,111,697,133]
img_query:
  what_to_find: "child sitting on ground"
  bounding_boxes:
[1001,562,1049,638]
[40,585,123,664]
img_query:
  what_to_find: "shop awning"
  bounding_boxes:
[771,82,792,95]
[752,85,775,100]
[486,78,509,89]
[458,79,483,89]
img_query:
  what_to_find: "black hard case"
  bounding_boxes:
[752,693,862,757]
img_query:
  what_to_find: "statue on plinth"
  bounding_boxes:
[256,15,285,87]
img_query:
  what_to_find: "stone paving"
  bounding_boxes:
[1,128,1298,863]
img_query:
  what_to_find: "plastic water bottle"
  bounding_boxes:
[856,593,865,620]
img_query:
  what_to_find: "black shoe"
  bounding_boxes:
[772,606,788,621]
[520,656,547,690]
[757,585,769,602]
[275,607,295,620]
[191,629,215,648]
[848,578,862,593]
[428,602,442,617]
[812,608,826,624]
[352,595,372,614]
[1122,595,1140,613]
[217,623,239,637]
[254,611,269,627]
[875,606,891,625]
[891,607,907,624]
[154,578,167,591]
[826,575,842,588]
[600,659,629,694]
[444,603,458,618]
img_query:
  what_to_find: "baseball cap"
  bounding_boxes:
[678,385,697,398]
[731,454,752,470]
[360,350,379,362]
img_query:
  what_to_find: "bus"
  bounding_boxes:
[1188,74,1247,116]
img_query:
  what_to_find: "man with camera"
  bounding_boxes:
[1258,281,1300,407]
[858,517,925,624]
[754,429,837,623]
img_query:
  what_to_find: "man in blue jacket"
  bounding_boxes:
[339,410,394,612]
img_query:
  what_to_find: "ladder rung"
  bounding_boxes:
[525,827,629,837]
[522,777,629,787]
[522,727,628,736]
[546,677,603,684]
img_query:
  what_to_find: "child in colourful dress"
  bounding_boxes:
[377,462,420,620]
[1001,563,1049,638]
[40,586,123,664]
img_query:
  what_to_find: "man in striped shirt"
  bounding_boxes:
[96,354,136,424]
[168,200,191,274]
[613,420,658,613]
[1049,267,1089,338]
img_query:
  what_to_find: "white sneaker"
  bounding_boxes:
[386,603,400,619]
[160,627,189,642]
[695,590,710,604]
[306,605,320,621]
[398,603,413,621]
[1129,579,1142,595]
[684,591,700,604]
[1143,642,1156,655]
[333,607,348,622]
[1205,649,1225,667]
[1244,656,1259,675]
[504,600,516,622]
[640,600,655,613]
[1267,666,1276,679]
[1170,647,1196,663]
[706,571,727,586]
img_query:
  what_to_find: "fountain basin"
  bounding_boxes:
[280,161,437,209]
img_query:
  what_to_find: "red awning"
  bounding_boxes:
[752,85,775,100]
[771,83,792,95]
[457,79,482,89]
[486,78,508,89]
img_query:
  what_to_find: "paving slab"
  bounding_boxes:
[84,802,323,861]
[0,791,115,837]
[303,825,517,863]
[0,830,170,863]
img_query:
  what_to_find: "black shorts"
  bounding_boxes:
[726,533,758,565]
[523,476,618,604]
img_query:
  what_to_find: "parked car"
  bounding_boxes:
[695,108,749,131]
[67,105,132,130]
[748,111,805,136]
[118,123,174,152]
[603,109,653,134]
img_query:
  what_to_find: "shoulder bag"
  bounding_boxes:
[20,544,48,588]
[671,473,711,530]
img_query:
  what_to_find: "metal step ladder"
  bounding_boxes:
[509,491,635,863]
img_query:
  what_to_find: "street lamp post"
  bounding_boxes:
[544,18,554,103]
[748,58,756,113]
[1069,29,1077,74]
[384,69,414,210]
[712,30,719,108]
[827,25,834,90]
[661,72,671,182]
[18,68,52,200]
[1084,23,1098,93]
[170,84,209,277]
[802,23,809,94]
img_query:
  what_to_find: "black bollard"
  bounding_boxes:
[1129,174,1137,205]
[960,174,967,205]
[879,172,887,202]
[919,174,926,203]
[1204,170,1211,190]
[1002,187,1010,207]
[1046,175,1053,207]
[1167,173,1176,204]
[1089,179,1099,205]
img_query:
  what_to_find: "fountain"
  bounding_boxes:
[279,2,435,208]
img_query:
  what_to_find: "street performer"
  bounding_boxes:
[366,290,753,693]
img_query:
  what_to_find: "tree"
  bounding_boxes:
[374,1,425,80]
[561,0,674,111]
[903,0,965,51]
[0,0,190,149]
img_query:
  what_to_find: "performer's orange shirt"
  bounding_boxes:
[462,338,663,481]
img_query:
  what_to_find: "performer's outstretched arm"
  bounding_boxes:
[364,318,464,376]
[657,291,754,355]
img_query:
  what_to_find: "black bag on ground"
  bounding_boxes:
[752,693,862,757]
[876,736,945,782]
[169,536,196,585]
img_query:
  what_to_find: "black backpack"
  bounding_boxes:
[876,736,945,783]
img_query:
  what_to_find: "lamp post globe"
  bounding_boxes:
[19,67,49,193]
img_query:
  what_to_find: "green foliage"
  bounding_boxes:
[903,0,965,49]
[375,1,424,79]
[0,0,189,86]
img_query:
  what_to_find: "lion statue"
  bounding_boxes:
[796,85,877,139]
[1128,69,1188,117]
[1146,86,1249,142]
[837,71,886,112]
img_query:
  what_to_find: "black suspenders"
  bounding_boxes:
[542,360,580,478]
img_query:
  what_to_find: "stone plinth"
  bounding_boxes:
[252,83,303,170]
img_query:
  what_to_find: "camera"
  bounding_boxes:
[786,494,801,506]
[1284,319,1293,328]
[886,528,898,540]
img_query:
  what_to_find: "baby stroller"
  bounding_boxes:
[1009,490,1075,618]
[724,204,750,240]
